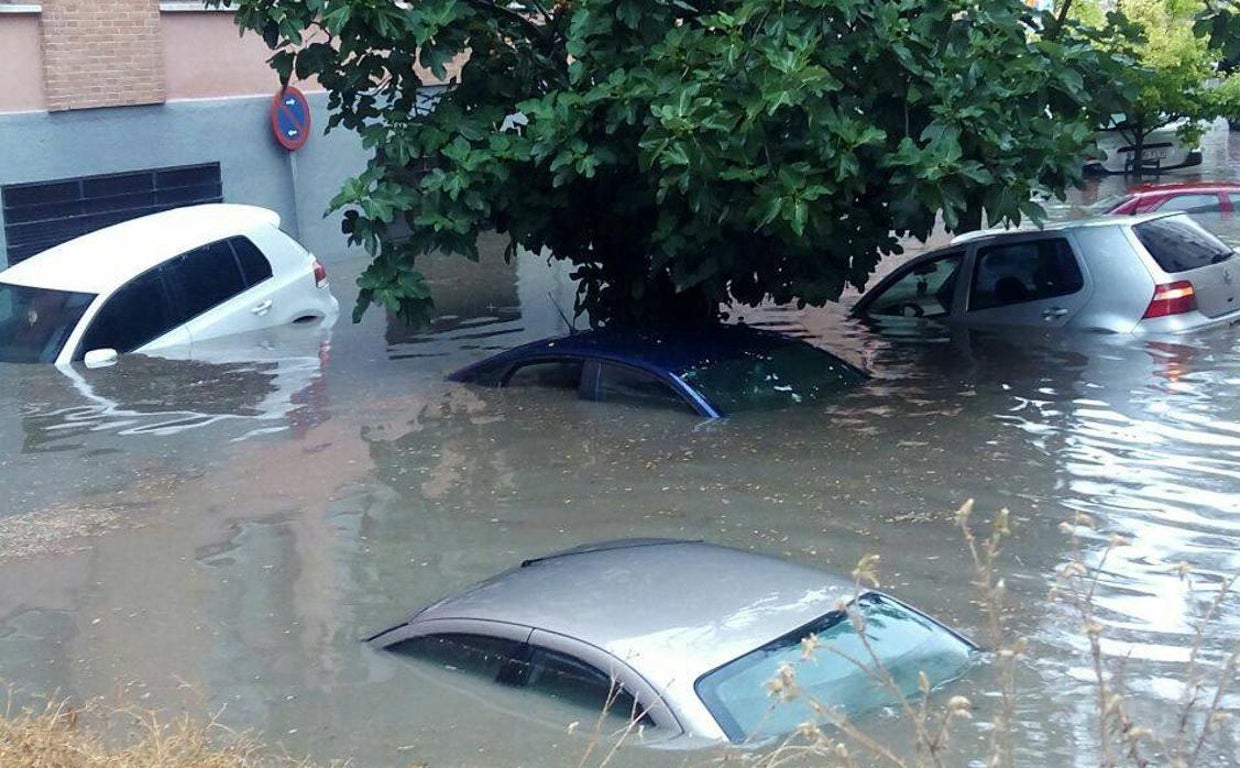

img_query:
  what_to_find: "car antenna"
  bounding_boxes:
[548,291,578,334]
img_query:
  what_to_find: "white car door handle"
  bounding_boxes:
[251,299,273,316]
[1043,307,1069,320]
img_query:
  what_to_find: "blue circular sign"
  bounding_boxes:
[270,86,311,152]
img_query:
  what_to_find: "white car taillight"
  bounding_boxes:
[312,258,329,289]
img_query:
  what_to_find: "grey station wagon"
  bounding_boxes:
[367,540,977,746]
[853,213,1240,334]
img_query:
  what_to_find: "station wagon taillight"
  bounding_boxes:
[1142,280,1196,319]
[312,259,329,289]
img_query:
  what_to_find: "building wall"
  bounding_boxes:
[0,93,370,263]
[41,0,166,111]
[163,11,318,100]
[0,4,369,265]
[0,10,44,112]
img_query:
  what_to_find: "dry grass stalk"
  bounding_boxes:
[1052,513,1239,768]
[0,694,324,768]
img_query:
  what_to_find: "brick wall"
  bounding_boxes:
[41,0,166,111]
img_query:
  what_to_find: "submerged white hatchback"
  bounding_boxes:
[0,204,338,365]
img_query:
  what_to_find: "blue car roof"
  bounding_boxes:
[449,325,832,381]
[449,325,866,418]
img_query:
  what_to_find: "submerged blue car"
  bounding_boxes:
[448,325,865,418]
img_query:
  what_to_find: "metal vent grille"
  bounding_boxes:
[2,163,223,265]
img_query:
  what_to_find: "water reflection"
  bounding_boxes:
[3,128,1240,767]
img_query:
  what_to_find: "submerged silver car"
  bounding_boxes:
[367,540,976,745]
[853,212,1240,334]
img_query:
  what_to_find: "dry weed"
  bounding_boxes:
[0,695,324,768]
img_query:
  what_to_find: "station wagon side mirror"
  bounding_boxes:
[83,348,119,368]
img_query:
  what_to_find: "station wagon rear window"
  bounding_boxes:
[1133,216,1234,274]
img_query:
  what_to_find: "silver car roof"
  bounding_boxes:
[947,211,1173,246]
[388,539,857,690]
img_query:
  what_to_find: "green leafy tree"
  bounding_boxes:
[1196,0,1240,125]
[1074,0,1223,172]
[210,0,1110,326]
[1196,0,1240,71]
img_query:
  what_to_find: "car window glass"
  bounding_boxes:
[859,253,962,318]
[1155,194,1221,213]
[679,342,864,414]
[387,633,522,680]
[1133,216,1234,273]
[1087,193,1129,214]
[77,269,174,357]
[586,363,694,414]
[520,648,651,728]
[1228,193,1240,209]
[969,238,1083,311]
[230,236,273,287]
[695,594,974,742]
[505,360,584,389]
[0,283,95,363]
[164,240,249,322]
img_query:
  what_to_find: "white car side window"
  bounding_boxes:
[77,269,175,357]
[164,240,250,322]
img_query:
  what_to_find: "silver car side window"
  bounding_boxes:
[387,633,523,680]
[968,238,1083,311]
[519,647,653,728]
[860,252,963,318]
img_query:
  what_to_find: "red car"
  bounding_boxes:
[1098,182,1240,215]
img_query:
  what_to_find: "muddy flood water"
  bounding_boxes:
[3,129,1240,767]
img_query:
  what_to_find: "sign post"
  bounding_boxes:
[270,86,311,239]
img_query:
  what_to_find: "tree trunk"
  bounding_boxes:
[1128,117,1147,177]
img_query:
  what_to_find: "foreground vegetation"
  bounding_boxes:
[0,699,321,768]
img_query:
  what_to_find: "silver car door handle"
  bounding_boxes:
[1042,307,1069,320]
[251,299,273,315]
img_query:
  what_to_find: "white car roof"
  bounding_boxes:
[0,204,282,295]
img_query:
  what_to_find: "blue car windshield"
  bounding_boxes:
[0,282,96,363]
[677,342,863,413]
[695,593,975,742]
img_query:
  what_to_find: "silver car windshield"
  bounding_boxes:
[695,593,975,742]
[0,282,96,363]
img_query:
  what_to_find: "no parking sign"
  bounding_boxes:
[270,86,311,152]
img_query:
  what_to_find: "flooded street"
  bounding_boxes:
[2,128,1240,766]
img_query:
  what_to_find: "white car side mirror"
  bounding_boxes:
[83,348,119,368]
